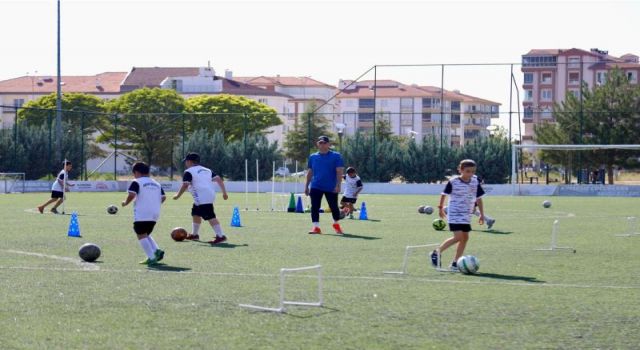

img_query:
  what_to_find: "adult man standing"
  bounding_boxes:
[305,136,345,234]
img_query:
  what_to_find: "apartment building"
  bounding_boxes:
[335,80,499,146]
[521,48,640,143]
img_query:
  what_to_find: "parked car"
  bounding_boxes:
[275,167,290,177]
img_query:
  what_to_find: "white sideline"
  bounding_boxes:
[2,249,99,271]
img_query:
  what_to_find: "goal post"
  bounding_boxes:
[512,144,640,195]
[0,172,26,193]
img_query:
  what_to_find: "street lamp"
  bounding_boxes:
[335,122,346,151]
[408,130,418,140]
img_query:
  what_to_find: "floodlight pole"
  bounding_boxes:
[440,65,445,174]
[372,66,377,175]
[508,64,514,184]
[55,0,63,164]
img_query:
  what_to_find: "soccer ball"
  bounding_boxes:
[418,205,426,214]
[107,205,118,215]
[171,227,188,241]
[432,218,446,231]
[79,243,101,262]
[457,255,480,274]
[424,206,434,215]
[543,200,552,208]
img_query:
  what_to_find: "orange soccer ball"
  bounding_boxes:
[171,227,188,242]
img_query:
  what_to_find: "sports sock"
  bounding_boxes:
[148,236,159,251]
[212,223,224,237]
[139,238,155,259]
[192,223,200,235]
[313,222,320,228]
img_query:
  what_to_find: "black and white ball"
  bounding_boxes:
[423,206,434,215]
[79,243,101,262]
[457,255,480,274]
[107,205,118,215]
[418,205,426,214]
[542,200,552,208]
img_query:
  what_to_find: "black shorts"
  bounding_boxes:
[340,196,357,204]
[51,190,64,199]
[133,221,156,235]
[449,223,472,233]
[191,203,216,220]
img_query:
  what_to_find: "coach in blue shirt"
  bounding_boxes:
[305,136,345,235]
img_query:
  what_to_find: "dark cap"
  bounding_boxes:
[317,136,330,143]
[182,152,200,163]
[346,167,356,174]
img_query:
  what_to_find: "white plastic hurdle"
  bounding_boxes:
[535,220,576,253]
[384,244,453,275]
[615,216,640,237]
[239,265,323,313]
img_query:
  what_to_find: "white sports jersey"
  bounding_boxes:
[343,175,363,198]
[183,165,217,205]
[442,175,485,224]
[51,170,67,192]
[128,177,165,222]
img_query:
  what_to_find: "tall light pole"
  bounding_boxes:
[55,0,62,164]
[335,122,345,151]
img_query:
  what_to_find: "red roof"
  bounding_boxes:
[0,72,127,94]
[233,76,335,88]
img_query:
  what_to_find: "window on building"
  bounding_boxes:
[451,114,461,124]
[359,99,375,108]
[596,71,607,85]
[421,113,431,123]
[400,113,413,127]
[568,89,580,99]
[541,89,552,101]
[524,73,533,84]
[422,98,440,109]
[568,57,580,68]
[541,107,552,119]
[451,101,461,111]
[524,90,533,101]
[400,98,413,109]
[568,72,580,84]
[358,112,374,121]
[13,99,25,108]
[380,99,388,107]
[626,71,637,83]
[541,73,552,84]
[258,98,268,104]
[524,107,533,120]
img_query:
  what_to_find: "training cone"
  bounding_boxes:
[287,193,296,213]
[230,206,242,227]
[359,202,368,220]
[295,196,304,213]
[67,211,81,237]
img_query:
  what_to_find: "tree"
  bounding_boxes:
[459,135,511,184]
[185,94,281,141]
[284,103,334,165]
[101,88,185,168]
[401,135,458,183]
[341,132,403,182]
[173,129,228,176]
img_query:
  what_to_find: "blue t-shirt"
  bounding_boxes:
[307,150,345,192]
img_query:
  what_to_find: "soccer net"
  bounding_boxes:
[0,172,26,194]
[511,144,640,194]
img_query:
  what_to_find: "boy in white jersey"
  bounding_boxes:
[430,159,486,272]
[37,161,75,214]
[173,153,229,245]
[121,162,166,266]
[340,167,363,219]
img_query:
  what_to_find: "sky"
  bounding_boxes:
[0,0,638,131]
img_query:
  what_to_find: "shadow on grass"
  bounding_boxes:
[470,272,544,283]
[339,233,381,240]
[285,306,340,319]
[147,264,192,272]
[476,229,514,235]
[195,242,249,249]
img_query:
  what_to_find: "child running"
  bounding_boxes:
[340,167,363,219]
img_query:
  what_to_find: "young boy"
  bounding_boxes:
[121,162,166,265]
[431,159,485,272]
[37,161,74,214]
[340,167,363,219]
[173,152,229,245]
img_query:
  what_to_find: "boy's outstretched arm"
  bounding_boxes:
[438,194,447,219]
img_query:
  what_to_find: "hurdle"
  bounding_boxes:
[384,244,453,275]
[239,265,323,313]
[616,216,640,237]
[535,220,576,253]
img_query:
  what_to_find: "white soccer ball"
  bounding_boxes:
[457,255,480,274]
[542,200,552,208]
[423,206,434,215]
[107,205,118,215]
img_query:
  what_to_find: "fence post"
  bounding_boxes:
[114,113,118,180]
[48,109,53,179]
[243,112,248,158]
[80,111,85,180]
[13,107,18,168]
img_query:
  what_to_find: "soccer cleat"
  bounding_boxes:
[51,208,59,214]
[430,250,440,268]
[154,249,165,262]
[308,227,322,234]
[139,257,158,266]
[37,206,44,214]
[209,235,227,245]
[449,261,459,272]
[185,233,200,241]
[332,223,344,235]
[486,218,495,230]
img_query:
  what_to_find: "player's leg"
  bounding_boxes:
[135,222,159,265]
[187,204,202,240]
[308,188,323,234]
[205,205,227,245]
[326,191,343,234]
[38,197,57,213]
[452,231,469,264]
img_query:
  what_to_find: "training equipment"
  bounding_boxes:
[359,202,368,220]
[287,193,296,212]
[230,206,242,227]
[615,216,640,237]
[384,244,452,275]
[67,211,81,237]
[171,227,188,241]
[432,218,446,231]
[107,205,118,214]
[0,172,26,193]
[418,205,425,214]
[79,243,101,262]
[535,219,576,253]
[457,255,480,274]
[424,206,434,215]
[296,196,304,213]
[542,200,551,208]
[240,265,323,313]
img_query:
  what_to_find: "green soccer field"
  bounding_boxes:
[1,193,639,349]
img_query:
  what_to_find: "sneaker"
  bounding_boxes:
[486,218,495,230]
[185,233,200,241]
[139,257,158,266]
[154,249,165,262]
[430,250,440,268]
[209,235,227,245]
[450,261,459,272]
[332,223,344,235]
[51,208,59,214]
[308,227,322,234]
[37,206,44,214]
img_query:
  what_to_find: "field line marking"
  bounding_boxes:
[1,249,99,271]
[0,264,638,290]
